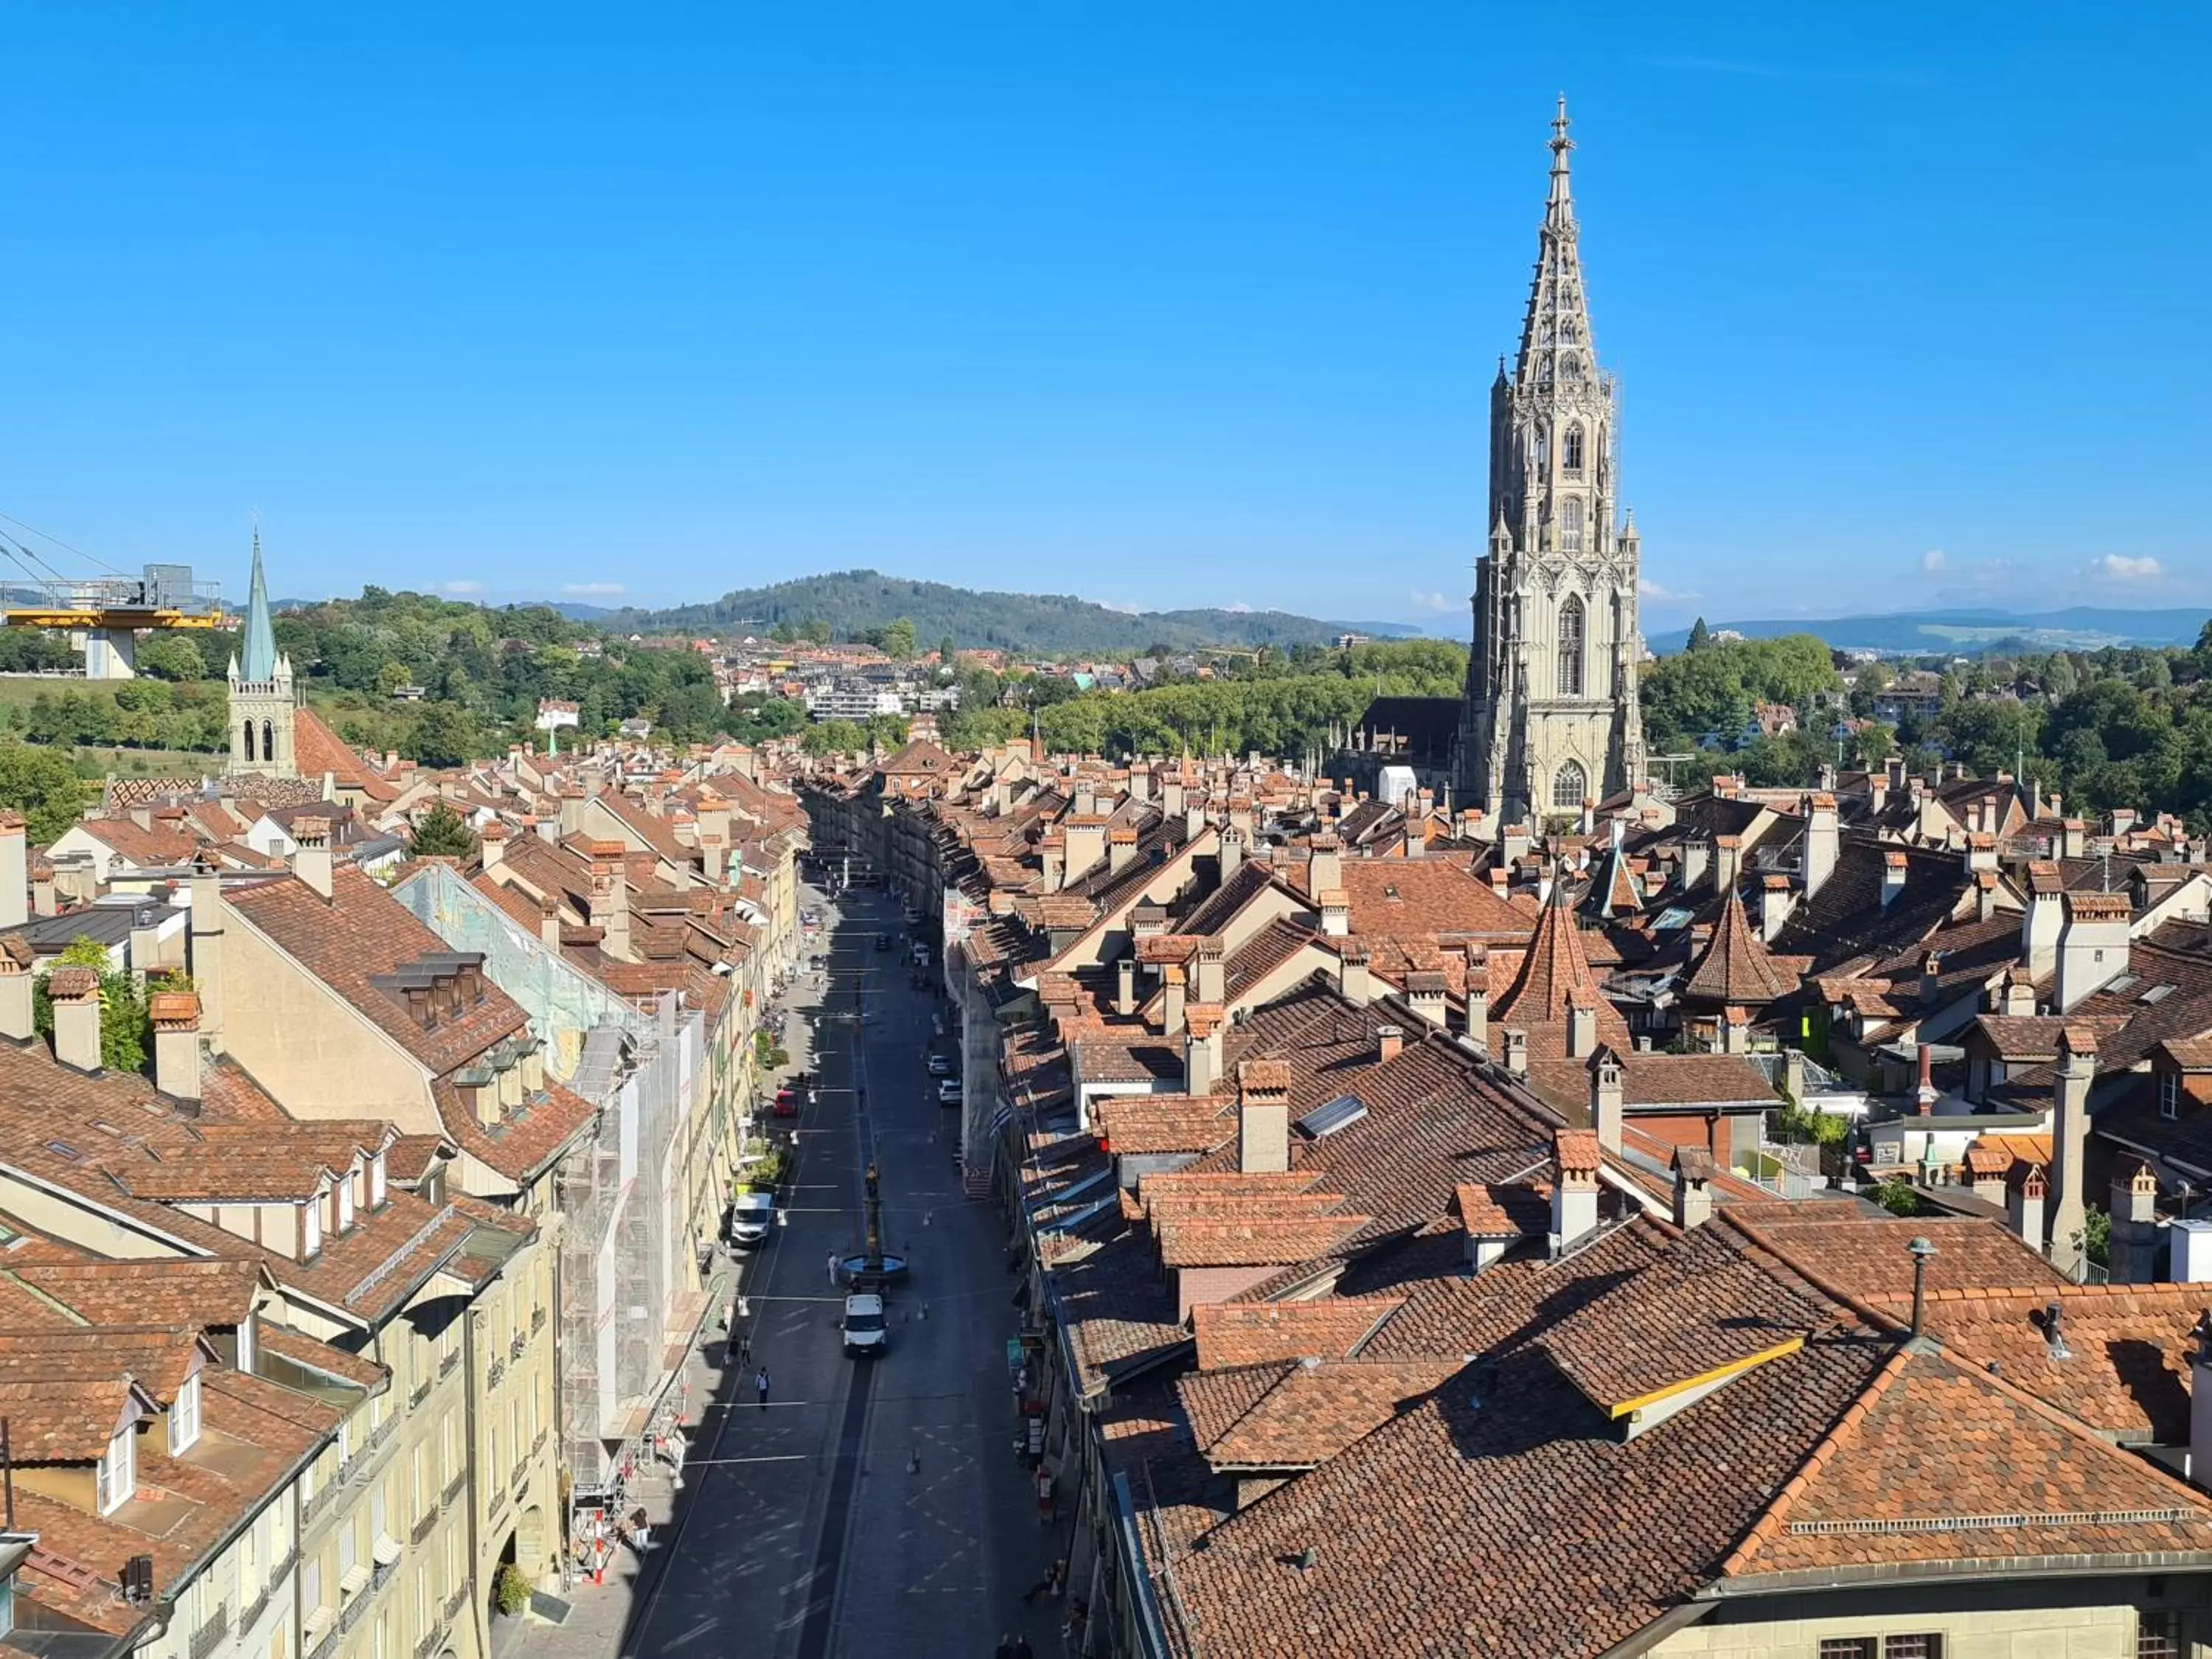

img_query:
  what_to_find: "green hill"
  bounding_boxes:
[614,570,1417,655]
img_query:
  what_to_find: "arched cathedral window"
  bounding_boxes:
[243,722,257,762]
[1563,426,1585,476]
[1562,497,1585,554]
[1557,594,1585,696]
[1531,428,1550,470]
[1553,760,1587,810]
[262,720,274,761]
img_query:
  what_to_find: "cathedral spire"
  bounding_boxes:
[1547,94,1574,218]
[1515,97,1595,390]
[240,527,279,684]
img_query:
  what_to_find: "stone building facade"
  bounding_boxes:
[1458,100,1646,825]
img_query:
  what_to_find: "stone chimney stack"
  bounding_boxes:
[1235,1060,1292,1175]
[588,839,633,961]
[1465,982,1489,1055]
[1501,1026,1528,1077]
[1406,973,1447,1030]
[0,938,33,1043]
[49,964,103,1072]
[1217,825,1244,886]
[539,891,563,950]
[1318,888,1349,939]
[0,813,25,933]
[1161,964,1186,1036]
[1192,939,1227,1006]
[1377,1023,1404,1065]
[1671,1147,1715,1229]
[2056,892,2131,1012]
[479,822,508,869]
[2007,1163,2048,1250]
[2109,1160,2161,1284]
[1335,944,1371,1004]
[1107,827,1138,875]
[1880,851,1909,908]
[30,860,55,919]
[1114,956,1136,1018]
[1549,1129,1601,1256]
[1183,1005,1225,1099]
[151,990,202,1104]
[1714,835,1742,895]
[1590,1046,1624,1153]
[291,815,333,900]
[2049,1026,2097,1273]
[1062,817,1107,884]
[1307,835,1343,900]
[1039,834,1065,894]
[1565,987,1599,1059]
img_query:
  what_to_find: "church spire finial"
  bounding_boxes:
[1548,95,1573,210]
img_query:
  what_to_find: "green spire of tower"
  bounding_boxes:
[240,529,279,683]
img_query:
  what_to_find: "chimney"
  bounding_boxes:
[1039,835,1065,894]
[1161,964,1187,1036]
[2108,1160,2160,1285]
[1671,1146,1715,1229]
[0,813,24,932]
[1759,875,1797,944]
[1107,827,1138,875]
[31,861,55,919]
[1804,793,1838,898]
[557,788,587,838]
[1183,1006,1225,1098]
[1919,953,1944,1009]
[1335,945,1371,1004]
[2049,1026,2096,1273]
[1880,851,1908,908]
[1590,1046,1624,1152]
[1235,1060,1291,1175]
[1307,836,1342,899]
[1964,832,1998,875]
[1316,886,1350,939]
[2006,1163,2047,1251]
[1376,1023,1404,1064]
[1502,825,1531,872]
[1063,817,1107,883]
[0,938,32,1043]
[588,839,633,961]
[1217,825,1244,884]
[539,891,563,950]
[2191,1318,2212,1493]
[1681,840,1711,893]
[1501,1026,1528,1077]
[2056,891,2131,1012]
[150,990,202,1103]
[1114,956,1136,1018]
[1565,987,1598,1058]
[1465,982,1488,1055]
[291,816,333,900]
[1714,835,1742,895]
[2001,970,2037,1017]
[1161,778,1186,818]
[480,822,507,869]
[1549,1129,1601,1256]
[1406,973,1447,1029]
[2061,818,2086,860]
[1914,1041,1938,1114]
[1192,938,1227,1006]
[49,964,102,1072]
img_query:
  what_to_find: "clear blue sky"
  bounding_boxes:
[2,3,2205,630]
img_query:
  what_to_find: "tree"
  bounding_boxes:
[410,701,479,768]
[801,619,832,645]
[0,740,87,841]
[133,634,208,681]
[880,618,917,661]
[1686,617,1711,652]
[408,803,479,860]
[937,635,956,667]
[33,936,148,1074]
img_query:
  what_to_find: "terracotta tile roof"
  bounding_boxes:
[5,1258,265,1332]
[1155,1214,1371,1269]
[1190,1296,1406,1371]
[1488,877,1632,1060]
[226,867,529,1075]
[431,1076,596,1185]
[1453,1181,1551,1237]
[1179,1355,1463,1468]
[1680,886,1795,1006]
[1523,1053,1778,1119]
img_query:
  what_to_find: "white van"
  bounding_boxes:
[726,1191,775,1248]
[841,1293,888,1357]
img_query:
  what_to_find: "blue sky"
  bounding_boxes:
[1,3,2205,630]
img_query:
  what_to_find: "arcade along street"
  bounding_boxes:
[567,881,1064,1659]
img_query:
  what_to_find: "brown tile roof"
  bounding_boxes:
[1488,878,1632,1060]
[1189,1297,1406,1371]
[1179,1356,1463,1469]
[1680,886,1795,1006]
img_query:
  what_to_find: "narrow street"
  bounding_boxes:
[613,883,1058,1659]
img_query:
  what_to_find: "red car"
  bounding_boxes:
[772,1088,799,1119]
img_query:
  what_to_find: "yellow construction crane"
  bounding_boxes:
[2,566,227,678]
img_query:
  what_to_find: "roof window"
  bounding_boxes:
[1295,1094,1367,1141]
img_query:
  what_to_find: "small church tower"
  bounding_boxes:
[1457,100,1646,826]
[228,532,298,777]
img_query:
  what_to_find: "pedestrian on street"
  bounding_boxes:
[827,1250,840,1286]
[995,1638,1015,1659]
[738,1332,752,1367]
[1021,1557,1066,1602]
[755,1368,771,1410]
[1012,1635,1034,1659]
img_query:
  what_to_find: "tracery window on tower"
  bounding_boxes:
[243,722,257,762]
[1553,760,1587,810]
[1561,498,1586,554]
[1562,426,1585,476]
[1531,428,1550,470]
[262,720,274,761]
[1557,594,1585,694]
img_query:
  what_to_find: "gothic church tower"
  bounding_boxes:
[1457,100,1644,824]
[227,532,298,777]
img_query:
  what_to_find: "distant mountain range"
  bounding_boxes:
[596,570,1422,655]
[1647,606,2211,656]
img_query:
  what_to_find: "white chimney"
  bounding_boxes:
[1804,793,1838,898]
[2056,892,2131,1012]
[291,815,334,900]
[2007,1164,2048,1251]
[2049,1028,2096,1273]
[1549,1130,1601,1256]
[1672,1147,1715,1229]
[0,813,25,932]
[49,965,103,1072]
[1590,1047,1624,1153]
[1235,1061,1290,1175]
[151,990,203,1103]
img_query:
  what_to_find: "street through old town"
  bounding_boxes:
[588,880,1062,1659]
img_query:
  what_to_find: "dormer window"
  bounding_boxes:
[370,1154,387,1208]
[2163,1071,2181,1121]
[338,1180,355,1234]
[302,1198,323,1260]
[170,1371,202,1454]
[238,1310,257,1374]
[96,1423,136,1514]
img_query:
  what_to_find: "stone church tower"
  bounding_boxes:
[1458,100,1645,825]
[227,532,299,777]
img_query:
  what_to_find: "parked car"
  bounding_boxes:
[841,1293,888,1357]
[726,1189,775,1248]
[925,1052,954,1077]
[936,1077,962,1106]
[772,1088,800,1119]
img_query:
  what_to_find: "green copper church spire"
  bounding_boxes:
[240,528,279,684]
